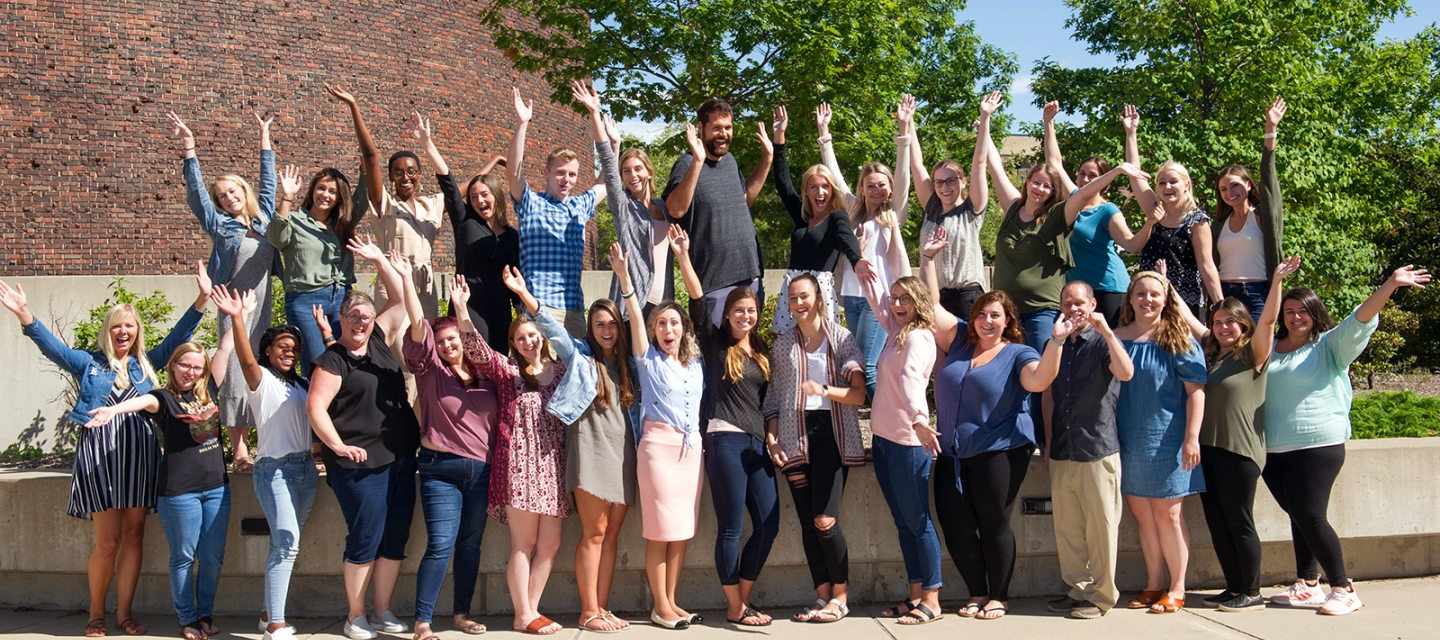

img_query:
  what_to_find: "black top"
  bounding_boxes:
[1048,326,1120,462]
[689,296,767,441]
[313,327,421,469]
[148,387,228,497]
[663,152,762,291]
[772,144,864,272]
[437,172,521,324]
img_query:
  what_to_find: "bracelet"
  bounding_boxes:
[817,134,832,145]
[822,384,830,396]
[182,146,195,151]
[323,337,336,344]
[1262,132,1278,139]
[280,196,295,203]
[620,288,635,299]
[1050,335,1065,345]
[922,253,938,260]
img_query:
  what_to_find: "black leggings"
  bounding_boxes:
[939,284,985,320]
[933,445,1033,600]
[463,299,515,355]
[785,411,849,588]
[1261,444,1348,585]
[1094,290,1125,329]
[1199,446,1263,596]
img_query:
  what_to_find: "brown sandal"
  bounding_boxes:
[1148,595,1184,614]
[83,617,108,637]
[117,618,147,636]
[1128,590,1166,609]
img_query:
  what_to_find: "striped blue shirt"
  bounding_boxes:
[515,184,597,310]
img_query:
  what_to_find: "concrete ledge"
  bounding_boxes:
[2,438,1437,615]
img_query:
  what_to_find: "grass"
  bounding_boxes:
[1350,391,1440,439]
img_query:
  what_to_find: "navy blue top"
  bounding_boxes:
[934,327,1041,465]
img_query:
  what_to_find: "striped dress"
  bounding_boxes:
[67,385,162,519]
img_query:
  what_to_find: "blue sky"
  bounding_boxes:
[617,1,1438,138]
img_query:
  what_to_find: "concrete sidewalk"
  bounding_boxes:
[2,576,1434,640]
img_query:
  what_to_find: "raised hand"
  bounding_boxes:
[1265,96,1287,129]
[1145,201,1165,226]
[408,111,431,142]
[1043,100,1060,124]
[167,111,195,146]
[386,250,413,279]
[0,280,31,322]
[1154,258,1168,278]
[684,123,705,159]
[921,227,949,259]
[512,87,533,123]
[754,120,774,155]
[569,78,602,114]
[241,287,258,317]
[195,260,212,298]
[211,286,245,318]
[1389,264,1432,289]
[311,304,334,343]
[346,235,384,262]
[279,165,303,200]
[500,265,528,295]
[1274,255,1302,281]
[1116,162,1151,181]
[897,94,917,131]
[254,111,273,134]
[773,106,789,136]
[324,83,357,107]
[1089,311,1115,337]
[603,113,621,145]
[607,242,629,279]
[854,259,876,283]
[667,224,690,255]
[1051,313,1079,342]
[449,275,470,312]
[1122,104,1140,133]
[816,103,833,135]
[978,90,1003,117]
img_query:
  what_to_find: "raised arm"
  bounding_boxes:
[255,112,276,221]
[670,225,703,300]
[1122,105,1157,212]
[409,111,450,177]
[212,286,265,392]
[570,79,609,203]
[1020,313,1073,393]
[815,103,855,203]
[890,94,915,222]
[598,114,637,237]
[506,87,534,204]
[970,90,1001,213]
[346,236,406,336]
[325,84,386,209]
[909,119,935,207]
[745,120,774,208]
[1042,101,1078,195]
[663,124,706,219]
[1250,255,1300,368]
[610,243,648,358]
[770,107,806,228]
[268,165,302,252]
[1064,163,1151,225]
[1091,312,1134,381]
[150,261,212,367]
[501,265,542,319]
[919,228,960,352]
[0,280,91,375]
[984,123,1022,211]
[1111,201,1163,254]
[1260,96,1286,239]
[1357,265,1431,324]
[398,243,429,343]
[168,112,224,237]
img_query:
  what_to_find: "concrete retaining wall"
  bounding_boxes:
[2,438,1437,615]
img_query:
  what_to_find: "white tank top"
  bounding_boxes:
[1217,209,1267,282]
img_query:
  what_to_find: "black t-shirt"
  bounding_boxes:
[312,327,421,469]
[663,152,762,291]
[148,387,228,497]
[690,297,767,441]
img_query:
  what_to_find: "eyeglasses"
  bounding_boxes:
[343,312,375,325]
[391,167,421,178]
[935,177,961,188]
[173,363,205,373]
[891,295,915,306]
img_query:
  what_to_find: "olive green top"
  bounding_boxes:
[1200,336,1268,468]
[991,201,1072,314]
[266,207,356,293]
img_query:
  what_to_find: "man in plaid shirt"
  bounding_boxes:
[506,85,609,338]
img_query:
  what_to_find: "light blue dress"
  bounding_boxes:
[1117,338,1208,498]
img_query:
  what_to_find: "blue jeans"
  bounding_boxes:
[704,432,780,585]
[156,485,232,624]
[414,448,492,623]
[1221,281,1271,322]
[1019,308,1059,445]
[327,457,418,564]
[842,295,887,400]
[285,284,346,376]
[254,452,318,624]
[872,436,943,591]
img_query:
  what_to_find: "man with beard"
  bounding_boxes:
[507,84,610,338]
[1041,280,1134,619]
[664,99,773,326]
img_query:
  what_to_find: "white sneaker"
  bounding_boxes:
[258,620,298,634]
[262,628,298,640]
[369,610,409,633]
[1319,584,1363,615]
[344,615,378,640]
[1270,580,1325,606]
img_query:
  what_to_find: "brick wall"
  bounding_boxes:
[0,0,596,276]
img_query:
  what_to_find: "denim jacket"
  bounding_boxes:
[533,308,598,425]
[184,150,280,285]
[23,305,203,425]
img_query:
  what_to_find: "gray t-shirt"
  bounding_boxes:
[663,152,762,291]
[1049,326,1120,462]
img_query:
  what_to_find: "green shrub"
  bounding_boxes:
[1350,391,1440,439]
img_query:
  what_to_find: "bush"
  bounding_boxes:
[1350,391,1440,439]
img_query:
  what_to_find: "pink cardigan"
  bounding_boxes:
[861,273,937,447]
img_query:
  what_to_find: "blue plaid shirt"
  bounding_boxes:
[516,184,597,310]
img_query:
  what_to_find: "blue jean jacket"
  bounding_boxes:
[531,308,645,443]
[184,150,280,285]
[23,305,203,425]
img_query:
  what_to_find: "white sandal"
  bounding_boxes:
[811,599,849,623]
[792,599,827,622]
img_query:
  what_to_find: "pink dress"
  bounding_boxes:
[468,337,571,523]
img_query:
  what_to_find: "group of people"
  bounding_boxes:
[1,79,1425,640]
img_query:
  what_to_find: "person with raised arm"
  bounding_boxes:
[506,81,610,338]
[396,269,499,639]
[1039,279,1134,620]
[167,110,278,472]
[762,273,867,624]
[920,229,1067,621]
[415,110,521,353]
[858,225,945,625]
[816,96,914,399]
[672,225,777,627]
[765,104,867,334]
[1260,263,1429,615]
[0,263,210,638]
[211,285,316,640]
[1212,97,1288,321]
[663,99,773,327]
[474,266,571,636]
[599,106,673,326]
[1055,105,1164,327]
[305,239,419,640]
[610,242,706,629]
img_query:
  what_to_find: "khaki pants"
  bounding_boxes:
[544,305,587,340]
[1050,453,1122,611]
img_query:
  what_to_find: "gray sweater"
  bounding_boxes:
[601,142,674,317]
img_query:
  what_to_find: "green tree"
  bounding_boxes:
[480,0,1017,266]
[1029,1,1440,312]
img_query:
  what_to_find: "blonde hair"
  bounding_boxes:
[1016,163,1067,224]
[799,164,844,222]
[100,304,158,390]
[847,162,895,227]
[162,342,213,404]
[209,174,262,222]
[889,276,935,352]
[1118,271,1195,355]
[1156,160,1199,216]
[546,148,581,170]
[619,148,656,198]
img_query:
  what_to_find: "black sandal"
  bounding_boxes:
[897,604,943,625]
[727,606,771,627]
[880,599,920,619]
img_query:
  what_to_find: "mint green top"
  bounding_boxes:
[266,208,356,293]
[1263,309,1377,451]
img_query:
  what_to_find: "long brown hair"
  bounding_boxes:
[1016,163,1066,224]
[966,290,1025,346]
[508,318,555,391]
[1275,287,1336,344]
[720,287,770,384]
[890,276,935,352]
[586,299,635,409]
[1203,297,1257,367]
[162,342,213,405]
[1119,271,1194,355]
[646,301,699,367]
[301,168,360,245]
[464,172,511,229]
[1214,164,1260,223]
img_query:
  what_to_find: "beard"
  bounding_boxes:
[703,136,730,158]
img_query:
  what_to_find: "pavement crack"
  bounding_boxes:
[871,613,901,640]
[1182,609,1266,639]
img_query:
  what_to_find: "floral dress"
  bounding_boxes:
[468,334,571,523]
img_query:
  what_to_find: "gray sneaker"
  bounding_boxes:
[1047,595,1084,612]
[1218,594,1266,613]
[1202,591,1236,608]
[1070,603,1104,619]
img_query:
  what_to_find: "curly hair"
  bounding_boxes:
[646,301,700,367]
[889,276,936,353]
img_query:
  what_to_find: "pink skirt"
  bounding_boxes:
[636,420,704,541]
